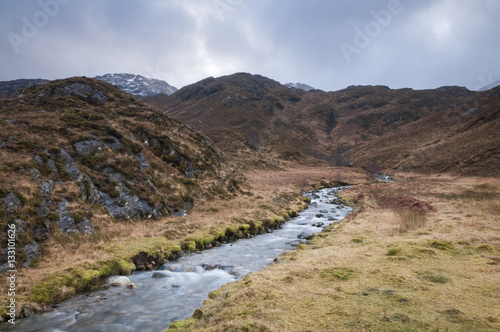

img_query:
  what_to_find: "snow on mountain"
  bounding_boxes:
[284,82,316,91]
[94,73,178,97]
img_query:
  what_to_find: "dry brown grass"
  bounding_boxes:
[172,173,500,331]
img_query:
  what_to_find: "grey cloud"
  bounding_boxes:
[1,0,499,91]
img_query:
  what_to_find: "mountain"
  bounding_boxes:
[285,82,316,91]
[0,79,49,99]
[146,72,499,175]
[94,73,178,97]
[0,77,238,271]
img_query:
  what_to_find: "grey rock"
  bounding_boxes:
[47,158,58,173]
[79,176,102,204]
[60,149,83,182]
[172,209,186,217]
[186,171,195,179]
[77,217,96,235]
[3,193,23,213]
[463,108,478,115]
[107,276,131,286]
[33,224,49,241]
[135,152,149,170]
[152,272,170,278]
[33,155,44,165]
[54,199,78,234]
[0,141,4,149]
[40,180,54,194]
[23,242,41,267]
[36,197,51,217]
[104,136,122,150]
[13,219,28,233]
[53,84,108,106]
[74,140,103,157]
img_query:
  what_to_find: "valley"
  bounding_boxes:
[0,74,498,331]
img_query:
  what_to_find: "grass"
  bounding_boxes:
[172,173,500,331]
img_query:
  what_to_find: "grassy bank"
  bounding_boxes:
[0,166,365,321]
[169,173,500,331]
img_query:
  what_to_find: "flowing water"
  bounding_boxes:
[3,187,352,332]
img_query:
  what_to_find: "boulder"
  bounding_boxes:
[13,219,28,233]
[74,140,103,157]
[152,272,170,278]
[106,276,131,286]
[28,167,41,180]
[79,176,102,204]
[40,180,54,195]
[59,149,83,182]
[3,193,23,213]
[77,217,97,235]
[23,242,41,267]
[54,199,78,234]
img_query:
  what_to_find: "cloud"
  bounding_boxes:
[0,0,499,91]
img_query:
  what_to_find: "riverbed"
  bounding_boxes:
[2,187,352,332]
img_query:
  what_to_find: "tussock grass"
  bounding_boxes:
[176,173,500,331]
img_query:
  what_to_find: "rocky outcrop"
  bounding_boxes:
[53,83,108,106]
[74,140,103,157]
[54,199,79,234]
[59,149,83,182]
[23,242,41,267]
[2,193,23,214]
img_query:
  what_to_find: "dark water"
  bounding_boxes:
[3,187,352,332]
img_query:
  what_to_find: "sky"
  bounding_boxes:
[1,0,499,91]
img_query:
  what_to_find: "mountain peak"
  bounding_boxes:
[94,73,178,97]
[285,82,315,91]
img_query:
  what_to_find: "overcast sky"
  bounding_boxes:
[1,0,499,91]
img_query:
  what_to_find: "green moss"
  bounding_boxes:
[48,212,59,221]
[386,248,403,256]
[418,271,450,284]
[187,241,196,252]
[301,196,311,204]
[430,240,454,251]
[320,267,355,281]
[288,210,298,218]
[168,318,197,331]
[70,212,85,224]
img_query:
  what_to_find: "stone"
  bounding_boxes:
[47,158,58,173]
[60,149,83,182]
[135,152,149,170]
[37,197,51,217]
[103,136,122,150]
[40,180,54,194]
[101,284,111,290]
[79,176,102,204]
[126,283,136,289]
[74,140,103,157]
[315,214,324,218]
[77,217,97,235]
[3,193,23,213]
[172,209,186,217]
[22,305,34,317]
[54,199,78,234]
[28,167,41,180]
[33,224,49,241]
[23,242,41,267]
[13,219,28,233]
[152,272,170,278]
[106,276,131,286]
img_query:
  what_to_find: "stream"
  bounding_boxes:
[3,187,352,332]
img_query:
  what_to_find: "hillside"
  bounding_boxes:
[0,77,239,271]
[348,86,500,176]
[147,73,499,175]
[0,79,49,99]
